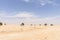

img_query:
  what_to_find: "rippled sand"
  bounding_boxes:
[0,25,60,40]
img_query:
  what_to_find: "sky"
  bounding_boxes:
[0,0,60,25]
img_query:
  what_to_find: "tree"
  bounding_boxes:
[44,23,47,26]
[0,22,3,26]
[21,23,24,26]
[50,24,53,26]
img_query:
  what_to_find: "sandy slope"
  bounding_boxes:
[0,25,60,40]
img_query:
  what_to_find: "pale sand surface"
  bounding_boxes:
[0,25,60,40]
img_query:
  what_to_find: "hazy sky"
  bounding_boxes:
[0,0,60,25]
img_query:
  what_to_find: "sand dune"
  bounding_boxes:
[0,25,60,40]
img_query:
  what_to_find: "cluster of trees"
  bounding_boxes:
[30,23,54,26]
[44,23,53,26]
[20,22,54,26]
[0,22,53,26]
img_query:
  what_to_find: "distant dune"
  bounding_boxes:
[0,25,60,40]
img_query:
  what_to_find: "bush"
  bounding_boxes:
[0,22,3,26]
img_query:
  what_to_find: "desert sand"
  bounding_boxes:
[0,25,60,40]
